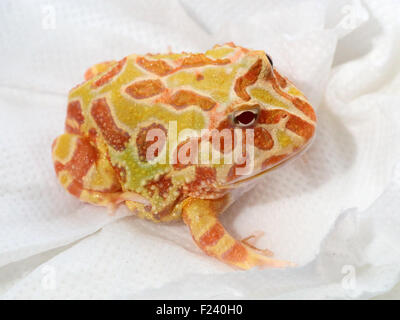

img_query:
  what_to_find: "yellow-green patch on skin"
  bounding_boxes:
[68,59,144,135]
[98,59,144,95]
[53,134,76,163]
[112,92,206,132]
[167,65,240,103]
[109,144,170,192]
[277,130,293,148]
[69,83,96,134]
[83,158,116,191]
[205,47,235,59]
[288,86,303,96]
[74,56,206,133]
[250,87,289,109]
[171,166,195,186]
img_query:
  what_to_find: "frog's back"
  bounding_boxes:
[65,45,245,220]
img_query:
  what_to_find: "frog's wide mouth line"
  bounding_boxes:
[220,161,283,188]
[221,133,316,188]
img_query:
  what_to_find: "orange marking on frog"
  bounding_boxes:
[144,173,172,199]
[292,97,316,121]
[112,164,127,184]
[262,154,288,169]
[214,119,235,153]
[179,54,230,68]
[173,137,200,170]
[84,69,95,81]
[65,100,84,134]
[154,88,172,104]
[136,56,174,76]
[286,115,315,141]
[199,222,225,247]
[271,74,316,121]
[195,71,204,81]
[214,131,236,154]
[226,160,248,182]
[125,79,165,99]
[222,242,248,263]
[234,59,262,101]
[54,137,98,197]
[259,109,289,124]
[254,127,274,150]
[84,61,114,81]
[185,167,222,198]
[153,192,184,220]
[91,98,130,151]
[88,128,97,143]
[229,49,245,63]
[92,58,127,88]
[65,137,98,181]
[168,90,216,111]
[206,107,225,131]
[224,42,236,47]
[223,42,249,53]
[67,180,84,197]
[136,123,167,162]
[214,119,259,154]
[273,70,288,88]
[53,161,64,175]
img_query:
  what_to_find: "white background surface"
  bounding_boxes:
[0,0,400,299]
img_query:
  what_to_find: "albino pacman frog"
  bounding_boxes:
[52,43,316,269]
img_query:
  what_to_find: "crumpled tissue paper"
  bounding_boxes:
[0,0,400,299]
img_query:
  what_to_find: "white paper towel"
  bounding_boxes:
[1,0,400,299]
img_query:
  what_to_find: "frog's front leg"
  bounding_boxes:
[182,197,294,270]
[52,133,133,209]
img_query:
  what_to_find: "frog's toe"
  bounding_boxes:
[243,248,296,269]
[241,233,274,257]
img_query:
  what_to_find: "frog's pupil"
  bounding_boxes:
[235,111,256,125]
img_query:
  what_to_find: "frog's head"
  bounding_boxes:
[208,45,316,187]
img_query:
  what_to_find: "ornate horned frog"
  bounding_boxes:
[52,43,316,269]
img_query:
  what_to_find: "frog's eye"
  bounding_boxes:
[232,108,259,127]
[266,54,273,68]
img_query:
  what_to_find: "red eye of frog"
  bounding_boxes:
[232,109,259,127]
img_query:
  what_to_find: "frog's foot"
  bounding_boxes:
[241,232,274,257]
[84,61,116,80]
[182,197,294,270]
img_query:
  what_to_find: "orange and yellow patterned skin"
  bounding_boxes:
[52,43,316,269]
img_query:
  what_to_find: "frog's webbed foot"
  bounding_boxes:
[182,197,295,270]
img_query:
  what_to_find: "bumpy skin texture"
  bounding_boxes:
[52,43,316,269]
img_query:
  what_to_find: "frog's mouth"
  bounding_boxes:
[220,161,282,189]
[221,134,315,189]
